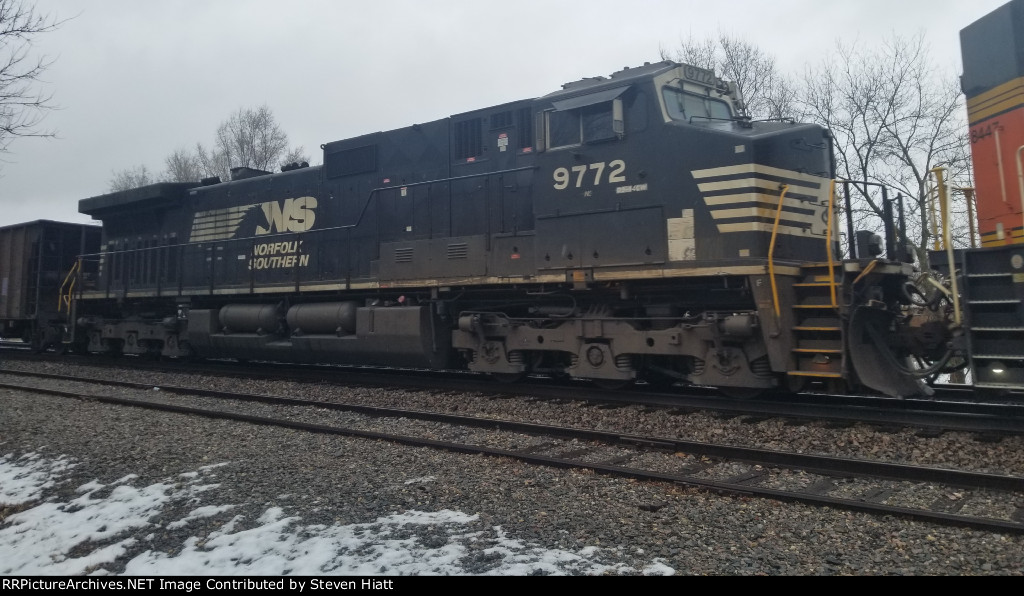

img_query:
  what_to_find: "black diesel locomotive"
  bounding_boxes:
[68,61,959,398]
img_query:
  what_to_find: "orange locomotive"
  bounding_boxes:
[962,0,1024,246]
[956,1,1024,392]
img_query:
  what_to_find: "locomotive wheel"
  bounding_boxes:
[29,327,46,353]
[784,375,807,394]
[67,338,90,355]
[717,386,764,399]
[590,378,633,390]
[30,325,58,353]
[491,372,527,384]
[640,371,681,390]
[101,339,123,357]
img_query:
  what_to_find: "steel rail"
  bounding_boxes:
[3,378,1024,535]
[4,358,1024,434]
[3,372,1023,492]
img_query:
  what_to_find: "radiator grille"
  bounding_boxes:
[394,247,414,263]
[447,243,469,259]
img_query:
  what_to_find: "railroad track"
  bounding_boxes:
[3,368,1024,535]
[4,352,1024,436]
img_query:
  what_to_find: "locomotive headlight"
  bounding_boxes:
[1011,254,1023,270]
[990,361,1007,375]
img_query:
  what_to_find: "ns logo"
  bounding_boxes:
[255,196,318,235]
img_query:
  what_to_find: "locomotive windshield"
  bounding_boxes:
[662,87,733,122]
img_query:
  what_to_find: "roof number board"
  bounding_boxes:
[683,65,716,86]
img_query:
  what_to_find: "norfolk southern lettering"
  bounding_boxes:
[255,197,317,235]
[249,240,310,270]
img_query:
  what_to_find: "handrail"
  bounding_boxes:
[852,259,879,286]
[75,165,540,276]
[1016,145,1024,242]
[836,179,907,263]
[927,180,941,251]
[341,165,537,232]
[57,258,82,313]
[768,184,790,318]
[959,187,978,248]
[825,179,838,308]
[930,167,963,327]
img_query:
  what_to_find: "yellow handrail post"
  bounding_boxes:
[825,179,838,308]
[927,178,941,251]
[57,258,82,313]
[959,187,978,249]
[1016,145,1024,241]
[931,167,962,327]
[768,184,790,319]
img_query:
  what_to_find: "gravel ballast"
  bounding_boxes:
[2,361,1023,575]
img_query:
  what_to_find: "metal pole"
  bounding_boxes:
[961,188,978,248]
[881,186,895,260]
[932,167,962,327]
[768,185,790,319]
[1016,146,1024,242]
[844,181,856,259]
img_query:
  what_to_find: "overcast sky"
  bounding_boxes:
[0,0,1011,228]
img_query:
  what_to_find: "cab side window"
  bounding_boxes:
[582,103,616,143]
[549,110,581,148]
[546,98,623,150]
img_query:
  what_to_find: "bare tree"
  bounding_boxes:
[0,0,60,158]
[800,33,972,252]
[192,141,228,182]
[163,147,203,183]
[108,164,155,192]
[183,105,307,181]
[280,145,309,168]
[661,36,717,71]
[108,105,308,190]
[215,105,289,175]
[661,31,797,120]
